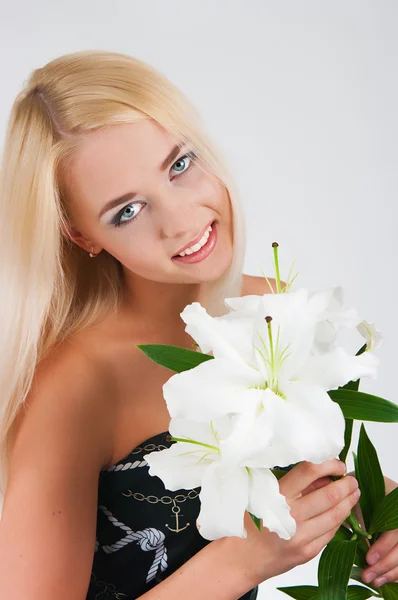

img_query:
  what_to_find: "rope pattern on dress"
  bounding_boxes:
[99,505,168,584]
[106,460,147,472]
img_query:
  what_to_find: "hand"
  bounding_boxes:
[361,476,398,588]
[245,458,360,583]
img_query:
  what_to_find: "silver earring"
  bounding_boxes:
[89,245,97,258]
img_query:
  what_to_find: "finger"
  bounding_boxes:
[373,566,398,587]
[365,531,398,567]
[300,477,332,497]
[293,476,359,521]
[299,487,359,543]
[303,524,341,560]
[279,459,346,499]
[361,543,398,586]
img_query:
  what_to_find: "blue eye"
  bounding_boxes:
[111,152,197,228]
[171,151,197,176]
[112,202,145,228]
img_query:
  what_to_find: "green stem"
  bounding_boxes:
[272,242,282,293]
[330,473,372,540]
[345,511,372,540]
[170,436,220,453]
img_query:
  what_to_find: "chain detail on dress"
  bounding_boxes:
[122,488,200,533]
[89,571,128,600]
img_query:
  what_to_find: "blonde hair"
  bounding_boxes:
[0,49,246,502]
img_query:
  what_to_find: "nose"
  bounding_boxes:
[157,192,197,243]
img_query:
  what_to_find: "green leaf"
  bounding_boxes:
[350,566,379,596]
[346,585,376,600]
[355,538,370,569]
[352,451,369,541]
[350,566,364,582]
[340,417,354,463]
[337,347,364,463]
[249,512,261,531]
[340,378,361,392]
[276,586,319,600]
[329,389,398,423]
[271,468,291,480]
[333,525,369,568]
[383,582,398,599]
[136,344,213,373]
[270,462,302,480]
[356,424,385,530]
[356,343,368,357]
[338,374,360,463]
[369,487,398,534]
[333,524,352,542]
[318,540,357,600]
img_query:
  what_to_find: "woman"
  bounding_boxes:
[0,50,361,599]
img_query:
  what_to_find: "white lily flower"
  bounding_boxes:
[226,285,362,355]
[163,289,379,467]
[143,416,296,541]
[357,320,383,351]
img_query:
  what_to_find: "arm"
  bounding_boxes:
[0,345,273,600]
[0,345,115,600]
[136,511,275,600]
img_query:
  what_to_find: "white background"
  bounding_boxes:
[0,1,397,598]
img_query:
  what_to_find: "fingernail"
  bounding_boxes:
[354,488,361,499]
[364,571,376,583]
[367,553,380,565]
[375,577,387,587]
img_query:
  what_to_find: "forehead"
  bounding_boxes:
[65,120,176,207]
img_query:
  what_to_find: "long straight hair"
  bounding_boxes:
[0,49,246,502]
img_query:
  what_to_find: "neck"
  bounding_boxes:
[120,271,207,332]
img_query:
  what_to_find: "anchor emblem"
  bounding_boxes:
[165,499,190,533]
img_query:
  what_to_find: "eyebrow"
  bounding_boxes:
[98,143,185,220]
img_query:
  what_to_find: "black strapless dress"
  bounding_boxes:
[86,431,260,600]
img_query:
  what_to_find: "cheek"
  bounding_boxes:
[104,227,172,279]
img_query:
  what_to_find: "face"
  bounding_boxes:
[63,120,233,285]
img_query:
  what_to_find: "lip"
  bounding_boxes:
[172,220,214,257]
[172,221,217,264]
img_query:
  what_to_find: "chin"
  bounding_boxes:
[180,249,234,284]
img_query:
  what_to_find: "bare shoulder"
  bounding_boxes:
[0,334,117,596]
[241,273,286,296]
[12,331,117,475]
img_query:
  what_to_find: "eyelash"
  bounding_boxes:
[112,151,197,228]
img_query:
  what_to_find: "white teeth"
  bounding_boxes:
[177,223,213,257]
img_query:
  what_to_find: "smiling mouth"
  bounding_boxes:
[171,221,218,264]
[172,220,215,258]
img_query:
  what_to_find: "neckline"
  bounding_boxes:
[102,430,171,471]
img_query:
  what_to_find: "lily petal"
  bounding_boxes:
[357,320,383,351]
[169,415,233,451]
[163,357,262,421]
[197,462,249,540]
[247,467,297,540]
[298,346,380,390]
[251,290,318,383]
[309,286,361,354]
[181,302,255,364]
[220,396,275,466]
[256,384,345,465]
[144,442,208,490]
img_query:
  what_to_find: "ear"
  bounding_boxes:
[62,223,101,256]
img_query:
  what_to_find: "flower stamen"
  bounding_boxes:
[171,436,220,454]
